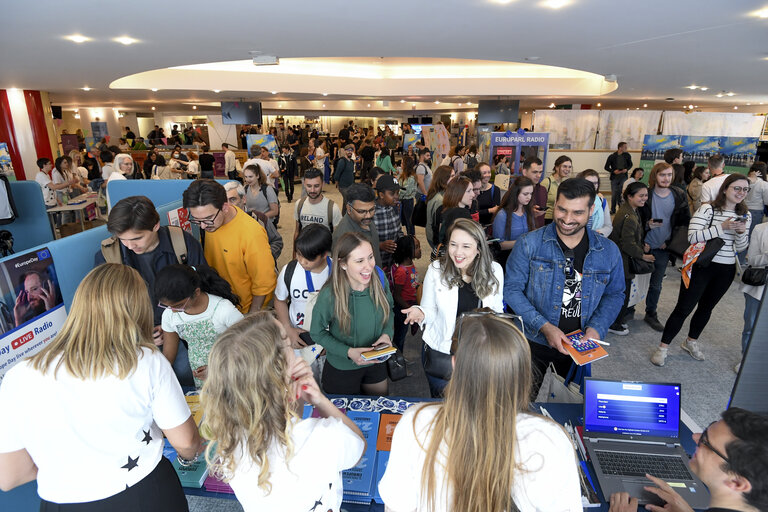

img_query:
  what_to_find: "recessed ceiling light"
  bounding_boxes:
[192,105,197,110]
[524,111,528,114]
[685,85,699,90]
[716,93,724,98]
[458,103,462,107]
[400,100,405,103]
[73,109,78,113]
[626,107,630,110]
[749,7,768,18]
[734,106,739,110]
[540,0,570,8]
[688,104,694,109]
[643,104,648,107]
[549,103,556,108]
[367,104,371,107]
[760,102,765,105]
[699,87,708,91]
[726,92,735,96]
[466,101,472,105]
[213,89,221,93]
[747,103,751,106]
[113,36,138,45]
[322,104,326,107]
[635,107,640,110]
[151,88,158,92]
[596,103,601,107]
[434,100,440,104]
[64,34,91,43]
[694,105,699,108]
[151,106,156,110]
[322,93,328,96]
[74,113,80,119]
[271,91,278,94]
[81,87,91,91]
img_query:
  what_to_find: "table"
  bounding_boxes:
[46,193,101,239]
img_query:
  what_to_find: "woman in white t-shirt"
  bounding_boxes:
[379,313,582,512]
[0,264,202,510]
[201,312,365,512]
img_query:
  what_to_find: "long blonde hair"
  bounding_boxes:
[439,218,499,299]
[329,232,390,335]
[30,264,155,379]
[418,314,533,512]
[201,312,295,491]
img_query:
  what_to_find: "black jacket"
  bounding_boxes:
[638,186,691,246]
[604,152,633,180]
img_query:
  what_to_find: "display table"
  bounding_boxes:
[46,193,102,239]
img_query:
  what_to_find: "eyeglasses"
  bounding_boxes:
[188,209,221,226]
[451,311,525,355]
[697,422,729,463]
[730,186,750,193]
[349,205,376,216]
[158,296,191,313]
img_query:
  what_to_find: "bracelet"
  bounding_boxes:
[176,453,199,467]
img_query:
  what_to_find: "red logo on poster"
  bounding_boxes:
[11,331,34,350]
[496,147,514,156]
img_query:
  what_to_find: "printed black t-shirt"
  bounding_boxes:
[557,232,589,335]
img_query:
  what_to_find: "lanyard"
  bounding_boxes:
[304,256,332,293]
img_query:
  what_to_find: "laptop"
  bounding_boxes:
[582,378,710,509]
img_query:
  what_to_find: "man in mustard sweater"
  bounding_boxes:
[183,179,276,312]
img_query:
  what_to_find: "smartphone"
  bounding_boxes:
[298,332,315,346]
[652,218,663,223]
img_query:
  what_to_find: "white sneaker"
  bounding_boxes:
[651,347,668,366]
[681,339,705,361]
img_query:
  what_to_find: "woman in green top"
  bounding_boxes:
[376,148,398,174]
[310,232,394,396]
[399,158,418,236]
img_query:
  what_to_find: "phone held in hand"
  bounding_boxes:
[652,218,663,224]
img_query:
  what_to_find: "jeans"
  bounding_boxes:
[645,248,671,316]
[661,262,735,345]
[421,343,449,398]
[610,176,627,213]
[742,292,760,353]
[400,197,415,236]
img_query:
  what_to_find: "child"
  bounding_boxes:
[391,235,422,352]
[155,264,243,388]
[274,224,333,379]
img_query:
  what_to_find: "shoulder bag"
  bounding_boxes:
[691,207,725,268]
[742,266,768,286]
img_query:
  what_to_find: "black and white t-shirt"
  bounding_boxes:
[0,348,191,503]
[557,234,589,335]
[275,258,332,329]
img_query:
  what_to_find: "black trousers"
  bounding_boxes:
[282,170,295,201]
[40,457,188,512]
[660,262,735,345]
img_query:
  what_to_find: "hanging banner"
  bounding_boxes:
[639,135,681,173]
[402,133,419,151]
[488,130,550,178]
[245,134,278,158]
[0,143,14,177]
[640,135,758,175]
[90,122,108,140]
[0,247,67,385]
[61,134,80,154]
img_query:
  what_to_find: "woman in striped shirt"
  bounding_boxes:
[651,173,751,367]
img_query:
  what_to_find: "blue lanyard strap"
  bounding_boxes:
[304,256,332,293]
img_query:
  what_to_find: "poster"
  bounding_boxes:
[640,135,758,175]
[245,134,278,158]
[91,122,108,140]
[402,133,419,151]
[61,134,79,154]
[0,143,14,176]
[167,207,192,233]
[0,247,67,384]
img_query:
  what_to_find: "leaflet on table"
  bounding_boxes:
[564,329,609,366]
[0,248,67,385]
[342,411,380,497]
[376,413,401,451]
[373,451,390,504]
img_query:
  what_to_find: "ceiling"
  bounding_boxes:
[2,0,768,114]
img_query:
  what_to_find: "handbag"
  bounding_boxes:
[422,343,453,380]
[667,225,690,258]
[386,349,407,381]
[535,363,589,404]
[412,195,427,227]
[629,256,654,275]
[742,266,768,286]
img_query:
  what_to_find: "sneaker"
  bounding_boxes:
[681,339,705,361]
[734,360,741,373]
[644,313,664,332]
[608,323,629,336]
[650,346,668,366]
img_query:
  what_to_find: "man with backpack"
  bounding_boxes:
[293,169,342,256]
[94,195,206,386]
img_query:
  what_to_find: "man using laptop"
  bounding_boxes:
[609,407,768,512]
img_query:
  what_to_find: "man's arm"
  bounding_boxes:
[416,173,427,195]
[244,222,276,312]
[604,154,614,173]
[503,235,549,336]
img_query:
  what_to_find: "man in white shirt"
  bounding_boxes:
[223,143,237,180]
[700,154,727,204]
[244,145,280,184]
[35,158,73,209]
[293,169,342,256]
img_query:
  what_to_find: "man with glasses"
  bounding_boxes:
[504,178,625,392]
[522,156,547,228]
[94,195,206,386]
[609,407,768,512]
[332,183,383,267]
[183,179,276,313]
[223,181,283,261]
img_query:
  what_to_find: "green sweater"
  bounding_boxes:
[309,283,394,371]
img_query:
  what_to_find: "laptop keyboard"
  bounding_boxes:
[595,450,693,480]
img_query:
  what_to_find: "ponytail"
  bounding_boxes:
[154,264,241,308]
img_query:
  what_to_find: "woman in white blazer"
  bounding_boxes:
[403,218,504,397]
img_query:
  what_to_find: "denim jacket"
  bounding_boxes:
[504,223,625,345]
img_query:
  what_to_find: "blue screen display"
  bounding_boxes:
[584,380,680,438]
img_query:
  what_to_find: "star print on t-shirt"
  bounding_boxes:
[141,430,152,445]
[121,455,139,471]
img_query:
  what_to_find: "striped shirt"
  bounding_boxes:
[688,204,750,264]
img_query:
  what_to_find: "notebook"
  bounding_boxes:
[582,378,709,508]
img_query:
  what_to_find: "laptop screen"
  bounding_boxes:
[584,379,681,438]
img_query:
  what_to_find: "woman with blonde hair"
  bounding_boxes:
[379,313,582,511]
[310,232,394,395]
[403,218,504,397]
[202,312,365,511]
[0,264,201,510]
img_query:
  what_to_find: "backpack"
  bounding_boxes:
[101,225,188,264]
[466,153,478,170]
[296,196,335,233]
[246,184,280,227]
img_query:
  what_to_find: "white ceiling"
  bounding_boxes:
[2,0,768,113]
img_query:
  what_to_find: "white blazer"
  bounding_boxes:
[416,260,505,354]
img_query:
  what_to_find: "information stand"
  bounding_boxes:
[488,130,549,178]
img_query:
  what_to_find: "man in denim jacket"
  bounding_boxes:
[505,178,625,390]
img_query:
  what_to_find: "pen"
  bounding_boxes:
[588,338,610,346]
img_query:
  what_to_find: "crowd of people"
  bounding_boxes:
[4,126,768,512]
